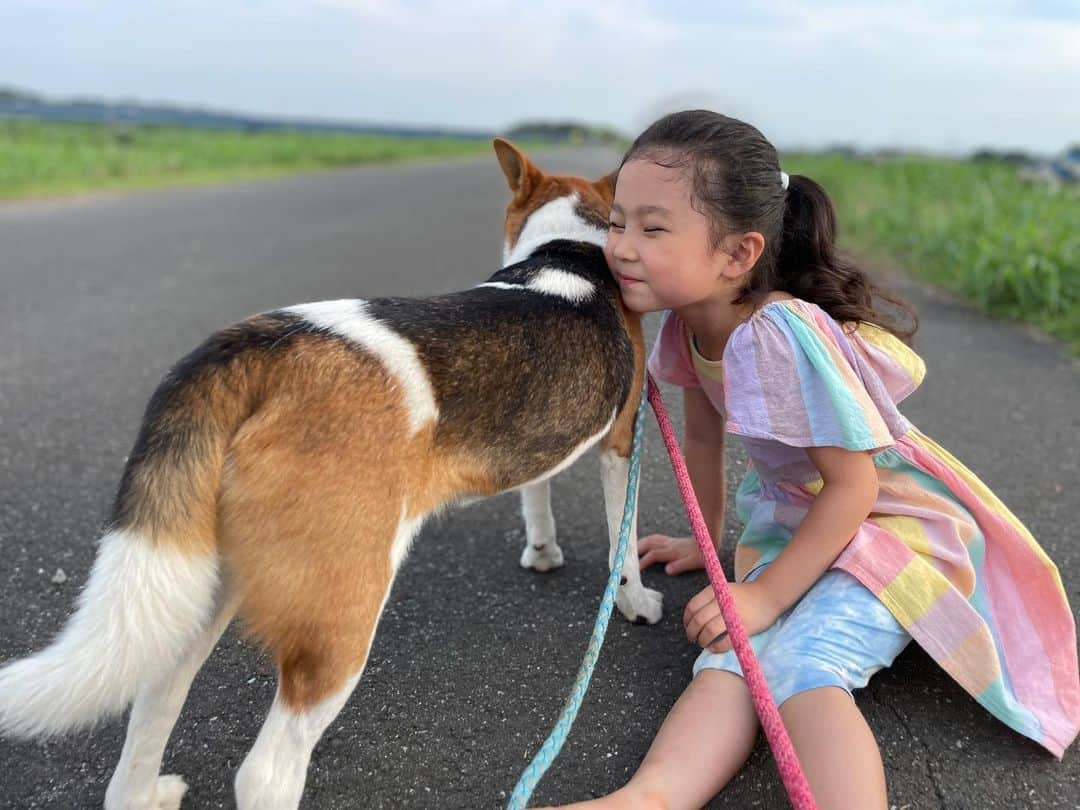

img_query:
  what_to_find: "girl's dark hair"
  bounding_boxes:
[620,110,918,343]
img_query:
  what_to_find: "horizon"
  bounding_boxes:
[3,84,1069,161]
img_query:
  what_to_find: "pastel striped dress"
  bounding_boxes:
[647,298,1080,758]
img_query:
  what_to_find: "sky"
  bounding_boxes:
[2,0,1079,156]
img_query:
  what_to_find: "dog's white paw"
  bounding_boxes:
[105,774,189,810]
[616,584,664,624]
[520,542,565,572]
[155,775,189,810]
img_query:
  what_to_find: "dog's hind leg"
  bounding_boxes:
[232,510,425,810]
[105,591,239,810]
[234,667,364,810]
[518,480,565,572]
[233,597,401,809]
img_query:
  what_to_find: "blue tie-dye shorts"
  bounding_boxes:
[692,563,913,705]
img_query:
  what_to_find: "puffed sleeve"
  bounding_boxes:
[646,311,701,389]
[849,321,926,405]
[723,302,912,451]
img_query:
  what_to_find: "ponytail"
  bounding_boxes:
[775,174,918,343]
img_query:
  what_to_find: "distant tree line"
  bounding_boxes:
[504,120,628,146]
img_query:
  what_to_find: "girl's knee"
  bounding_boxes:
[620,780,673,810]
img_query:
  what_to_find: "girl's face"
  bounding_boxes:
[604,158,732,313]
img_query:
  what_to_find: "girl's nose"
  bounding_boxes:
[610,236,638,263]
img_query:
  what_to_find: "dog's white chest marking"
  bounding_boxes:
[283,299,439,435]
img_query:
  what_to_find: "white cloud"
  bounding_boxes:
[1,0,1077,153]
[313,0,681,39]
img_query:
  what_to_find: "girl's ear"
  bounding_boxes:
[725,231,766,278]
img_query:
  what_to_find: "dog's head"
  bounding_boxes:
[493,137,617,267]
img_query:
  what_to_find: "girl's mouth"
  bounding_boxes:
[616,272,644,285]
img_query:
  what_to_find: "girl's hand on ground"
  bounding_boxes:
[683,581,781,653]
[637,534,705,574]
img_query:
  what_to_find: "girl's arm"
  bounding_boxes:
[683,386,726,551]
[639,387,725,574]
[753,445,879,617]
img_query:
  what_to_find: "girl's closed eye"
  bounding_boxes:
[606,221,665,233]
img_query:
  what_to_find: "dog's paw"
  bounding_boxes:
[520,542,565,572]
[155,775,189,810]
[104,774,189,810]
[616,585,664,624]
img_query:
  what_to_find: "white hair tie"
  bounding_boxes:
[780,171,790,190]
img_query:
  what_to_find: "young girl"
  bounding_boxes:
[547,110,1080,810]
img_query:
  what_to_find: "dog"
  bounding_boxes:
[0,138,663,808]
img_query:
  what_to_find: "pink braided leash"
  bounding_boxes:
[646,373,818,809]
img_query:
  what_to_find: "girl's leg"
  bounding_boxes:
[779,686,887,810]
[547,669,760,810]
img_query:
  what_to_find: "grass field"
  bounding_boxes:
[0,119,497,200]
[788,153,1080,354]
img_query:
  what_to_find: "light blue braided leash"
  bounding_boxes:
[507,385,648,809]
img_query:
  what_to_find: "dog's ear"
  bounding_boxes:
[493,137,543,200]
[593,169,619,203]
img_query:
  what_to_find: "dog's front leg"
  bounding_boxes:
[600,448,663,624]
[518,479,565,571]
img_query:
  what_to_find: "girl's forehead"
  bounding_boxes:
[614,159,692,208]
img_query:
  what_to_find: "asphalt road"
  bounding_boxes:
[1,148,1078,809]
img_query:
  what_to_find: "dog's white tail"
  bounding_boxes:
[0,528,220,738]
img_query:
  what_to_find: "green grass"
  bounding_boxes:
[0,119,499,200]
[787,153,1080,353]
